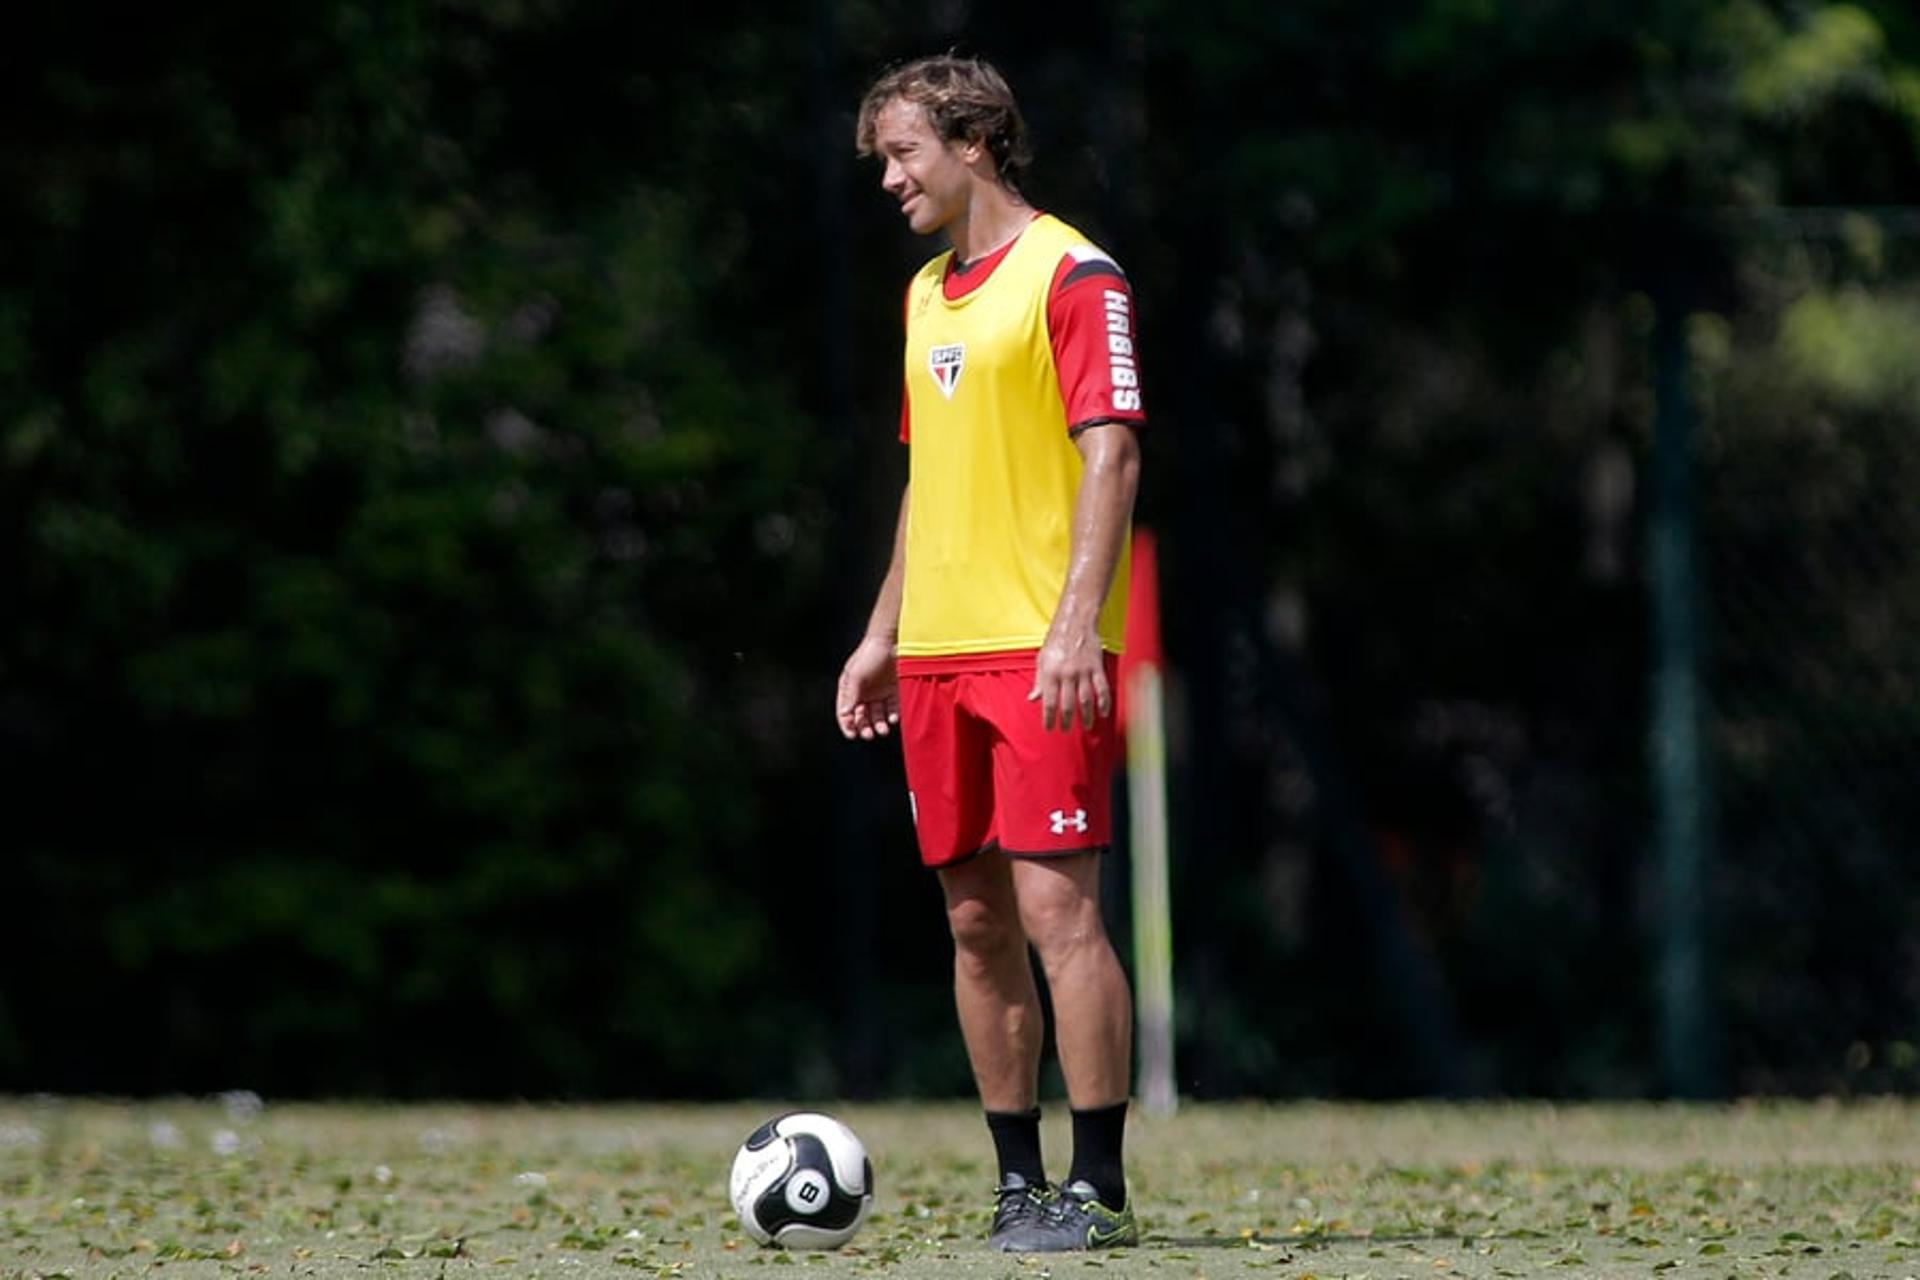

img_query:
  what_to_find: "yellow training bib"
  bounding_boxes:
[898,215,1130,658]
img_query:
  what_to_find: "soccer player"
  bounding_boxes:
[834,55,1146,1253]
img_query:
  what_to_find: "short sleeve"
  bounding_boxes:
[1046,246,1148,430]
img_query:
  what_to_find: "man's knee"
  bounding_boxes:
[1016,878,1107,967]
[947,893,1025,960]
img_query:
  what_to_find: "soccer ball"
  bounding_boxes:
[728,1111,874,1249]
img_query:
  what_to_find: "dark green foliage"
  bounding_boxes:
[1105,0,1920,1096]
[1,1,833,1095]
[2,0,1917,1098]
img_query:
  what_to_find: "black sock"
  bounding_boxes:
[985,1107,1045,1187]
[1067,1100,1129,1208]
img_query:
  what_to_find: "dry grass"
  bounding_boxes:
[2,1097,1917,1278]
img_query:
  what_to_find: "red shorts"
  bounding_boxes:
[897,654,1121,867]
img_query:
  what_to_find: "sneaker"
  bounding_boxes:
[986,1173,1056,1251]
[994,1178,1138,1252]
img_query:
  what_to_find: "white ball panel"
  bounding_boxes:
[774,1112,870,1194]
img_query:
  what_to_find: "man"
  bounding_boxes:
[834,55,1147,1253]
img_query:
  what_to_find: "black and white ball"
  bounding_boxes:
[728,1112,874,1249]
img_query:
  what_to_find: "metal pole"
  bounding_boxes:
[1649,282,1720,1099]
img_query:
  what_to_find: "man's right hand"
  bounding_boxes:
[835,635,901,740]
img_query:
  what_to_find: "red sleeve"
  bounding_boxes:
[1047,247,1148,431]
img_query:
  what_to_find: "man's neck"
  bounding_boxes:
[946,184,1034,263]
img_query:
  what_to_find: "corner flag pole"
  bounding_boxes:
[1121,528,1176,1115]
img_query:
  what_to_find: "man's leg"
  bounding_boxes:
[1011,853,1131,1109]
[1011,854,1136,1243]
[938,851,1058,1247]
[939,850,1045,1114]
[961,660,1135,1248]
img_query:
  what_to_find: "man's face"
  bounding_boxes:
[872,98,976,236]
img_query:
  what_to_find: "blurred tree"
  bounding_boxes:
[1112,0,1920,1095]
[2,0,1916,1099]
[0,0,843,1095]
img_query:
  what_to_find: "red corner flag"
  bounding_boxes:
[1117,524,1177,1113]
[1118,527,1162,735]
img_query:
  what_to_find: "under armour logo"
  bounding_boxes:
[1049,808,1089,835]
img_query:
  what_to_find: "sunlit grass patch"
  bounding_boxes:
[2,1099,1918,1277]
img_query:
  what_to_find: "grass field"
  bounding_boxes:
[3,1097,1918,1278]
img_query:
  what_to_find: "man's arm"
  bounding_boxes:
[1031,424,1141,731]
[835,485,910,740]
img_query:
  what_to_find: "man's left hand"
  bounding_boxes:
[1029,627,1111,731]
